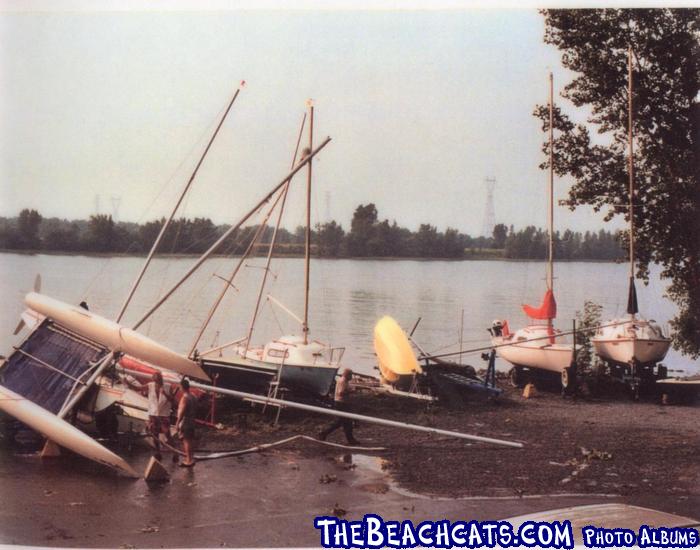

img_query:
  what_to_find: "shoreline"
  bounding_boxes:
[0,386,698,547]
[0,248,624,263]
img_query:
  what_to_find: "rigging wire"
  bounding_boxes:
[79,101,231,307]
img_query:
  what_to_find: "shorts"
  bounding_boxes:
[148,416,171,435]
[180,419,196,440]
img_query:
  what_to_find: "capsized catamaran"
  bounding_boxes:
[590,48,670,374]
[0,83,248,474]
[194,103,343,397]
[490,74,574,387]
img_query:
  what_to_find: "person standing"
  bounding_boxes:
[145,371,176,461]
[319,369,359,445]
[176,378,197,467]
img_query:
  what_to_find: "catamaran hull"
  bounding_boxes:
[0,384,138,477]
[24,292,210,381]
[592,338,671,367]
[202,358,337,397]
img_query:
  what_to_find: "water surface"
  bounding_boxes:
[0,252,695,375]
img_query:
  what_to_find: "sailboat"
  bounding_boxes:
[195,102,344,397]
[590,48,671,373]
[490,74,574,387]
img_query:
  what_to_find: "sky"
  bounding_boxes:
[0,2,625,237]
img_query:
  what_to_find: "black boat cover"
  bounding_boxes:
[0,319,108,414]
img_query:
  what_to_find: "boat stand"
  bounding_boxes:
[197,373,220,428]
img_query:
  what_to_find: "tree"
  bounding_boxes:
[44,223,80,251]
[443,227,465,258]
[84,214,116,252]
[415,224,441,257]
[16,209,42,249]
[492,223,508,249]
[315,221,345,257]
[346,203,378,256]
[537,9,700,356]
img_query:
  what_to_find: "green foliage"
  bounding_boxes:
[0,206,637,262]
[315,221,345,257]
[16,209,42,249]
[575,300,603,374]
[492,223,508,249]
[537,8,700,356]
[504,226,624,260]
[346,203,378,256]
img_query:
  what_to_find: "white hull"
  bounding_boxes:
[0,384,138,477]
[591,316,670,366]
[493,325,574,374]
[25,292,209,381]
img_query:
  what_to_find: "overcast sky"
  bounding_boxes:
[0,3,621,236]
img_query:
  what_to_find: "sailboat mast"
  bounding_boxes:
[244,113,307,354]
[628,47,635,282]
[302,101,313,345]
[131,136,331,331]
[547,72,554,293]
[188,186,287,358]
[626,47,640,318]
[116,84,244,324]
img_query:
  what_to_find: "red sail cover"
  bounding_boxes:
[522,289,557,320]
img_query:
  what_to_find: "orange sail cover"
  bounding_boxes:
[522,289,557,320]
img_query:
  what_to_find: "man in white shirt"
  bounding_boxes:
[145,371,176,460]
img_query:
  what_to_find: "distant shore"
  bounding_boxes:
[0,248,622,263]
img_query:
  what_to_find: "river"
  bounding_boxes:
[0,252,696,375]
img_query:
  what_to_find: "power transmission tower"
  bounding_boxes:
[481,177,497,238]
[110,196,122,221]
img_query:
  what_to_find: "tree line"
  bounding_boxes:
[0,206,625,261]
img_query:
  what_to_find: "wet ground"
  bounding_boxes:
[0,386,698,548]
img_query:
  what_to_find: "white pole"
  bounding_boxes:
[116,84,244,323]
[189,380,523,449]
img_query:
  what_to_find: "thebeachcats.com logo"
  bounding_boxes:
[313,514,700,549]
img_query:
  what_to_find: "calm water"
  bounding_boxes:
[0,252,696,375]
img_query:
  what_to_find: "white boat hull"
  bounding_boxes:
[25,292,210,381]
[0,384,138,477]
[493,325,573,374]
[591,316,670,366]
[592,338,671,366]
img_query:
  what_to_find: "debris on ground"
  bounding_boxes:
[319,474,337,484]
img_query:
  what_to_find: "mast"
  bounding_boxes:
[547,72,554,294]
[244,112,307,353]
[303,100,313,344]
[188,186,287,357]
[131,136,332,331]
[116,83,244,324]
[627,46,639,316]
